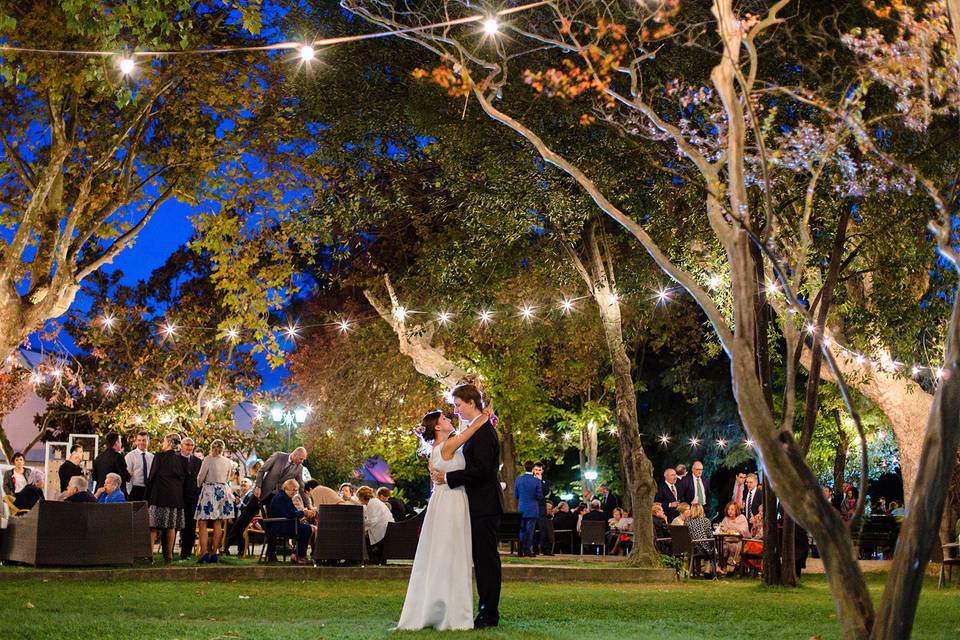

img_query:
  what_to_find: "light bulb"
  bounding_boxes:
[299,44,315,61]
[483,17,499,35]
[118,57,135,75]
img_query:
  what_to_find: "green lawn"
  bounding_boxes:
[2,574,958,639]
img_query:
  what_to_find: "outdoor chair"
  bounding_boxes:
[258,503,300,563]
[313,504,365,564]
[383,508,425,561]
[740,538,764,577]
[670,524,716,578]
[939,541,960,588]
[497,512,522,554]
[579,520,606,556]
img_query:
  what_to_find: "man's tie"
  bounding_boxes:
[696,478,704,504]
[670,484,677,501]
[747,490,754,516]
[141,451,148,483]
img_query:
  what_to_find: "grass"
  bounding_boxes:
[3,573,959,639]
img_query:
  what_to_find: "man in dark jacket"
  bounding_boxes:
[179,437,202,560]
[63,476,97,503]
[597,484,620,520]
[92,432,130,495]
[58,445,85,494]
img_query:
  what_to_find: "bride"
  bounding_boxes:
[396,408,489,631]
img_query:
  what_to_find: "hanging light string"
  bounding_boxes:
[0,1,547,64]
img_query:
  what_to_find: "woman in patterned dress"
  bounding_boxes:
[195,438,236,563]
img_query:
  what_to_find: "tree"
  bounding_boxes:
[0,1,314,363]
[35,245,261,452]
[344,1,960,636]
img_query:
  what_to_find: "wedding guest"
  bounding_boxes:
[248,459,263,480]
[339,483,357,503]
[652,503,671,539]
[552,501,577,554]
[728,471,747,511]
[377,487,408,522]
[717,501,750,576]
[2,451,28,498]
[253,447,309,562]
[685,503,715,576]
[744,473,763,523]
[64,475,97,503]
[58,445,85,493]
[96,473,126,503]
[823,486,842,511]
[889,501,906,522]
[268,479,316,564]
[179,437,202,560]
[655,467,682,522]
[309,483,345,507]
[195,439,235,563]
[93,432,130,495]
[607,508,634,555]
[683,461,710,511]
[742,504,764,574]
[675,463,689,484]
[223,479,254,556]
[146,433,186,562]
[875,497,889,515]
[841,484,857,523]
[533,463,553,555]
[124,431,154,501]
[515,461,543,557]
[598,484,620,520]
[357,485,395,564]
[671,502,691,526]
[14,471,45,510]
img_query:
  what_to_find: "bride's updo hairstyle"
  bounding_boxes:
[417,410,443,442]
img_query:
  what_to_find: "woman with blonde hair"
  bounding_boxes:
[268,478,316,563]
[195,439,236,563]
[671,502,691,526]
[685,502,716,575]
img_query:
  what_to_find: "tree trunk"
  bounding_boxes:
[500,427,518,511]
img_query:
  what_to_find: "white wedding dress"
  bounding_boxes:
[397,445,474,631]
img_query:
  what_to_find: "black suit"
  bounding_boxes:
[599,490,620,519]
[92,448,130,495]
[387,496,407,522]
[179,454,202,559]
[681,474,711,513]
[446,420,504,625]
[58,460,84,493]
[655,481,682,522]
[745,487,763,521]
[65,491,97,503]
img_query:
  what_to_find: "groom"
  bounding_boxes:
[434,383,505,628]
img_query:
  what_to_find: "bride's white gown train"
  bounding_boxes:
[397,445,474,631]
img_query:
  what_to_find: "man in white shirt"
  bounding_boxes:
[124,431,154,501]
[655,468,682,522]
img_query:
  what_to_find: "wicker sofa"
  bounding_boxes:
[0,500,150,566]
[312,504,366,563]
[383,509,426,561]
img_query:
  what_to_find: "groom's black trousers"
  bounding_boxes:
[471,513,501,622]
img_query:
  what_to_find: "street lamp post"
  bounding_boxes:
[271,405,308,451]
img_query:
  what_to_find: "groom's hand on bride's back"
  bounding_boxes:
[431,470,446,485]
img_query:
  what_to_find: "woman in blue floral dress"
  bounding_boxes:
[194,439,235,563]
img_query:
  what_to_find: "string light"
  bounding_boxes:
[478,309,493,325]
[707,274,723,290]
[30,371,42,385]
[716,438,728,448]
[483,17,499,35]
[805,323,817,334]
[226,327,239,341]
[538,431,548,440]
[519,304,536,321]
[156,392,167,402]
[105,382,117,394]
[393,306,407,321]
[689,437,701,447]
[437,311,451,326]
[654,287,671,306]
[338,319,351,333]
[118,57,135,75]
[765,280,780,296]
[299,44,315,61]
[160,322,177,338]
[744,439,755,448]
[101,314,115,329]
[659,434,671,446]
[560,298,575,314]
[284,324,299,340]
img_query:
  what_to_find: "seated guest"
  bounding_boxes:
[357,486,395,564]
[339,483,357,503]
[2,451,29,498]
[13,471,45,511]
[579,499,607,530]
[96,473,127,503]
[268,479,317,564]
[377,487,408,522]
[58,445,85,494]
[717,501,750,576]
[652,503,672,554]
[685,503,715,575]
[742,504,764,574]
[64,475,97,503]
[608,508,635,555]
[309,483,345,507]
[671,502,691,526]
[551,501,577,553]
[888,501,906,522]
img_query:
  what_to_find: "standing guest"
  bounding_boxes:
[310,483,345,506]
[124,431,154,501]
[63,476,97,503]
[581,488,594,505]
[875,497,889,515]
[514,461,543,557]
[533,463,553,555]
[146,433,186,563]
[671,502,691,526]
[14,471,45,510]
[683,461,711,513]
[744,473,763,523]
[597,484,620,520]
[96,473,126,503]
[675,463,689,485]
[179,437,202,560]
[248,459,263,481]
[195,439,235,563]
[685,503,716,576]
[268,479,316,564]
[841,484,857,523]
[717,501,750,576]
[58,445,85,494]
[252,447,309,562]
[655,468,683,522]
[728,471,748,511]
[357,485,394,564]
[93,433,130,495]
[2,451,29,498]
[377,487,407,522]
